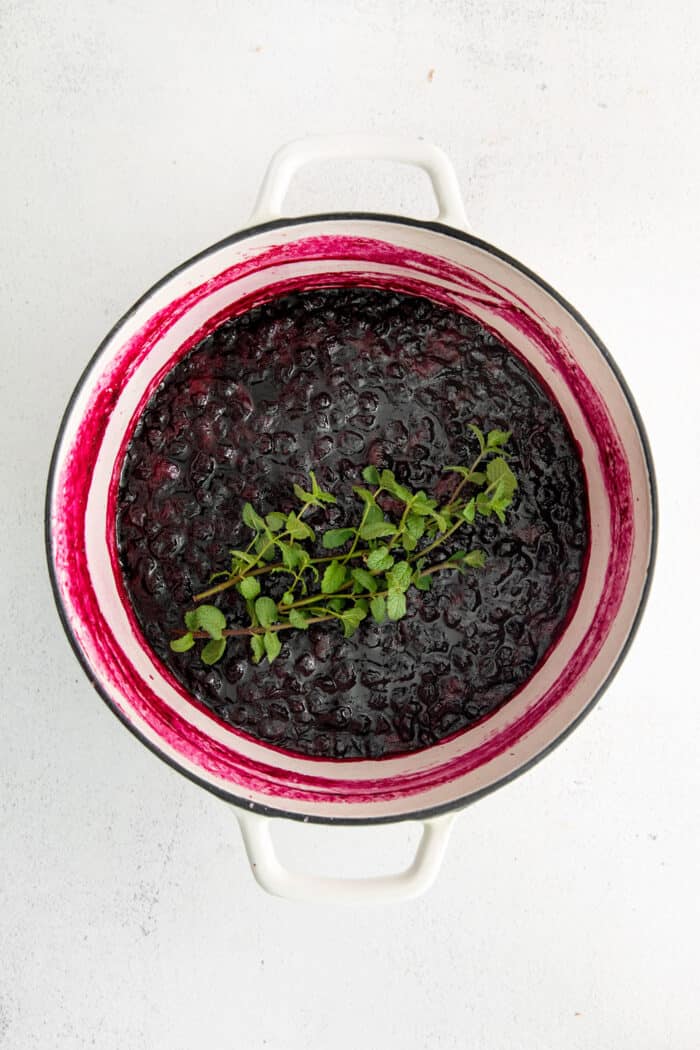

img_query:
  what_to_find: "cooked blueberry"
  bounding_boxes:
[116,288,587,760]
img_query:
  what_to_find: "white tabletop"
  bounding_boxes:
[2,2,698,1047]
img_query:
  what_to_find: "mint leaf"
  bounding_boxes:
[353,489,383,523]
[201,637,226,665]
[387,560,412,593]
[443,466,486,485]
[386,591,407,621]
[364,503,384,526]
[278,541,301,571]
[170,632,194,653]
[490,497,510,523]
[239,577,261,600]
[405,514,425,541]
[288,609,310,629]
[370,595,386,622]
[309,470,336,504]
[367,547,394,572]
[341,606,367,638]
[184,610,199,632]
[292,482,314,505]
[322,527,355,549]
[250,634,265,663]
[263,631,282,663]
[228,548,257,569]
[353,486,376,505]
[286,511,314,540]
[328,596,349,612]
[254,535,273,558]
[254,596,277,628]
[380,469,411,501]
[195,604,227,640]
[393,483,413,502]
[321,560,348,594]
[486,457,517,498]
[487,429,511,449]
[430,510,449,531]
[296,549,312,573]
[448,549,486,569]
[265,512,286,532]
[242,502,265,532]
[359,521,396,541]
[476,492,492,516]
[413,573,432,591]
[411,494,437,517]
[362,465,380,485]
[282,590,295,605]
[468,423,486,452]
[462,498,476,523]
[351,568,378,592]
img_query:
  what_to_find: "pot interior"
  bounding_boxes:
[47,216,654,822]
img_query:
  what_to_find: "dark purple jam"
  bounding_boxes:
[116,288,588,759]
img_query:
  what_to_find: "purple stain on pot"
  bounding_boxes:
[50,234,636,806]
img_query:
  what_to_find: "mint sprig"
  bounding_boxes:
[169,426,518,665]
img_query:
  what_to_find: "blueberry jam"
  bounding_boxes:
[116,288,588,759]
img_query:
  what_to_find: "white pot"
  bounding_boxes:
[46,136,656,902]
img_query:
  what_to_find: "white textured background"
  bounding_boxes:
[2,2,699,1048]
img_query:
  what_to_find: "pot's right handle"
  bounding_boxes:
[236,809,455,903]
[250,134,470,229]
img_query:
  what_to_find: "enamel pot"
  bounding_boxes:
[46,136,656,902]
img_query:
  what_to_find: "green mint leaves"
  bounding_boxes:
[263,631,282,662]
[238,576,261,600]
[169,431,518,666]
[386,561,412,593]
[367,547,394,572]
[322,528,355,549]
[201,637,226,665]
[171,603,227,662]
[250,634,265,664]
[254,596,278,628]
[293,470,336,508]
[182,605,225,638]
[321,560,348,594]
[386,592,407,621]
[170,633,195,652]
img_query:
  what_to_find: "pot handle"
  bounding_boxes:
[250,134,469,229]
[235,809,455,903]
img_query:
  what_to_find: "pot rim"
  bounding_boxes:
[45,211,658,825]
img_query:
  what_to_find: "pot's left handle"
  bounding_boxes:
[249,134,470,229]
[236,810,455,903]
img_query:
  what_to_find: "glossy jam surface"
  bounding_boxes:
[116,288,588,759]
